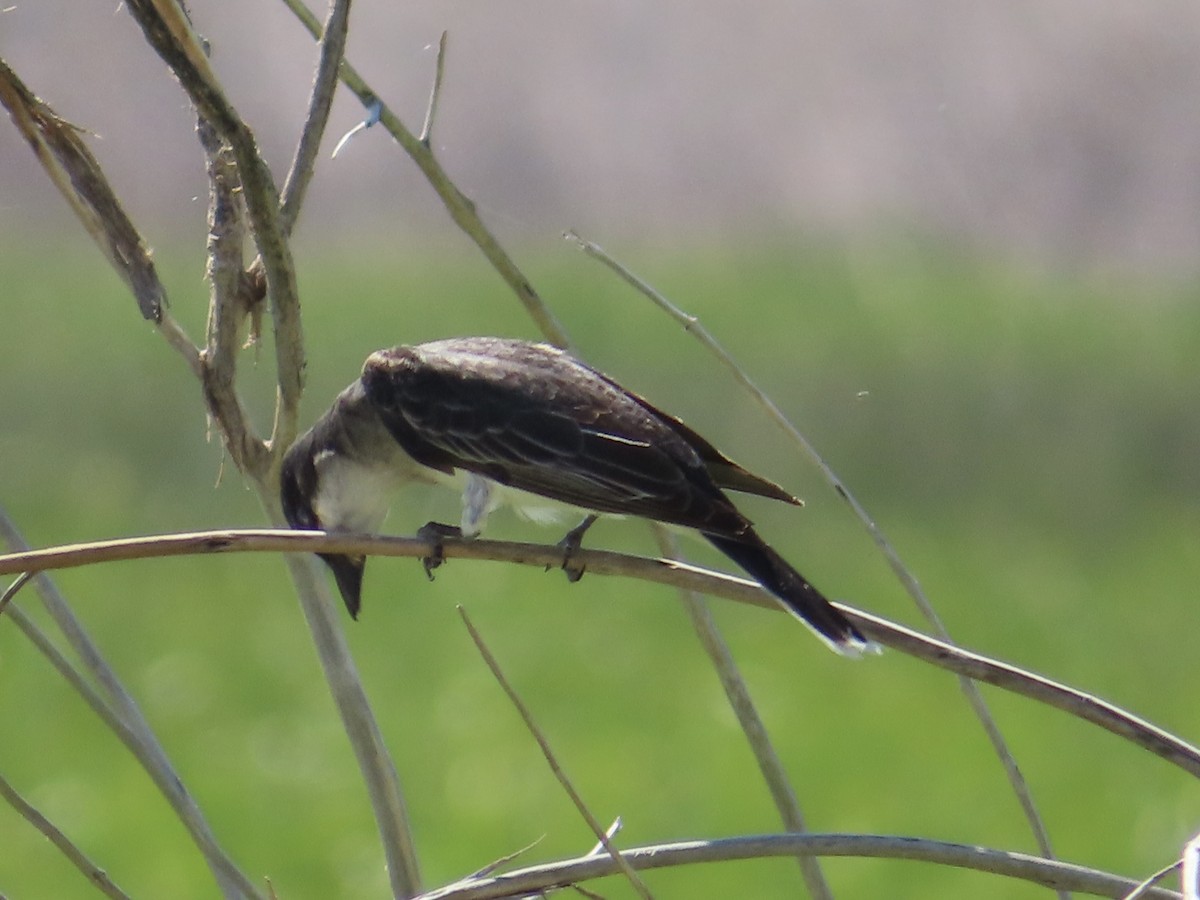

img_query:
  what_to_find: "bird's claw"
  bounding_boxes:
[552,514,598,583]
[417,521,462,580]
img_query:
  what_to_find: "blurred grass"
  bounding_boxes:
[0,231,1198,899]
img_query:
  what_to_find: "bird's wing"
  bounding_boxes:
[587,370,802,506]
[360,338,751,535]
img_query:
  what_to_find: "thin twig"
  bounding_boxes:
[1123,861,1184,900]
[123,0,306,458]
[281,550,423,899]
[0,570,31,617]
[1,528,1197,780]
[0,770,133,900]
[0,57,164,323]
[419,31,449,147]
[0,513,264,900]
[157,313,206,379]
[278,0,353,235]
[587,819,622,857]
[652,527,833,900]
[0,55,203,380]
[198,115,269,479]
[330,100,381,158]
[413,833,1181,900]
[276,0,571,349]
[566,231,1064,889]
[457,606,655,900]
[465,835,545,880]
[2,605,263,898]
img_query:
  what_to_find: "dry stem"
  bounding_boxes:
[458,607,655,900]
[1,528,1197,782]
[414,833,1181,900]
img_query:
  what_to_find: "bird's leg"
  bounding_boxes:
[416,521,463,580]
[554,514,598,583]
[461,473,494,538]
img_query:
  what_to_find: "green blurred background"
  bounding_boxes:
[1,229,1197,899]
[5,3,1200,896]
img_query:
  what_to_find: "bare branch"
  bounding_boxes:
[0,516,266,900]
[2,591,264,899]
[281,552,423,898]
[652,527,833,900]
[463,836,545,881]
[277,0,571,349]
[587,819,623,857]
[1123,861,1185,900]
[419,31,449,147]
[123,0,306,454]
[0,54,204,379]
[0,57,164,322]
[0,54,202,380]
[458,607,655,900]
[0,770,133,900]
[241,0,351,382]
[158,314,206,380]
[197,117,271,479]
[414,833,1181,900]
[279,0,354,235]
[41,7,419,892]
[566,230,1063,883]
[2,528,1198,782]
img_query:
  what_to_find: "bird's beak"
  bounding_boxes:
[321,553,366,619]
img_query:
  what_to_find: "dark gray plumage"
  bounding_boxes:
[281,337,872,655]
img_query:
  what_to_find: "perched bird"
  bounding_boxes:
[280,337,872,655]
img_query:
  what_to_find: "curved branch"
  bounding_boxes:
[1,529,1197,781]
[197,116,271,479]
[416,833,1181,900]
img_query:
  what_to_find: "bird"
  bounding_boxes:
[280,336,873,656]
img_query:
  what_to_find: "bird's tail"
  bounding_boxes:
[704,530,876,656]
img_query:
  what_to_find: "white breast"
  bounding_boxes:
[313,447,608,538]
[311,453,393,533]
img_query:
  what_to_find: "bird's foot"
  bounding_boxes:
[417,521,463,580]
[552,514,598,583]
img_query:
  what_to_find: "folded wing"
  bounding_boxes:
[360,337,782,537]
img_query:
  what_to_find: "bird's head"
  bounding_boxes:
[280,430,367,619]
